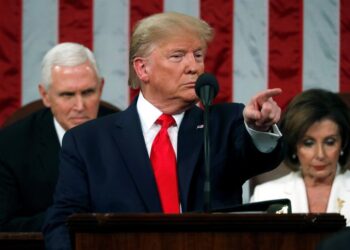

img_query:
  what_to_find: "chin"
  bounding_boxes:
[314,170,334,179]
[183,99,198,107]
[183,93,199,102]
[69,119,88,128]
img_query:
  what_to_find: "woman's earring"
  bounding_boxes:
[292,154,297,160]
[340,150,344,156]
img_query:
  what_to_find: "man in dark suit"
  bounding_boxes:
[43,12,283,250]
[0,42,116,232]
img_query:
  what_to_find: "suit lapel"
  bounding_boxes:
[111,102,162,212]
[283,172,309,212]
[337,171,350,225]
[37,109,61,190]
[328,169,350,215]
[177,106,204,211]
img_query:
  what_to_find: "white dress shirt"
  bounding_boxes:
[137,93,184,156]
[53,117,66,146]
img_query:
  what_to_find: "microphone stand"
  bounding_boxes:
[199,86,213,213]
[203,103,211,212]
[195,73,219,213]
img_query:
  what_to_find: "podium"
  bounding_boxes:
[67,213,346,250]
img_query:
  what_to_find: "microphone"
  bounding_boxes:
[195,73,219,212]
[195,73,219,107]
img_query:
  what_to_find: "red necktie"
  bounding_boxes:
[150,114,180,213]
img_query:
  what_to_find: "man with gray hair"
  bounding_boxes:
[0,42,116,232]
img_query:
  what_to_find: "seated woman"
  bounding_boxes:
[251,88,350,225]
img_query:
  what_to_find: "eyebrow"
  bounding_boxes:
[58,87,97,96]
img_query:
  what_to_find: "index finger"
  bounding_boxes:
[256,88,282,102]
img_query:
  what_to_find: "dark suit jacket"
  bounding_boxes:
[316,228,350,250]
[0,106,116,232]
[43,100,283,250]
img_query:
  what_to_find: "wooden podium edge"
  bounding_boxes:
[67,213,346,233]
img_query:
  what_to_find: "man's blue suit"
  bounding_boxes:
[43,99,283,249]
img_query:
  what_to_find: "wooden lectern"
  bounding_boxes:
[67,213,346,250]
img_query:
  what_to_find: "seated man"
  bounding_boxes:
[0,42,117,231]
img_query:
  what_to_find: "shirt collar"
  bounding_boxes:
[53,117,66,146]
[136,92,184,132]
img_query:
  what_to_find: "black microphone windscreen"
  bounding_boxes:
[195,73,219,99]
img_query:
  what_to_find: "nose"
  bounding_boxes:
[185,54,200,74]
[315,144,326,160]
[73,95,85,111]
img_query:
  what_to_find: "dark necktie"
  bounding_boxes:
[150,114,179,213]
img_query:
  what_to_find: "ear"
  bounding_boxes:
[133,57,150,83]
[98,77,105,96]
[38,84,51,108]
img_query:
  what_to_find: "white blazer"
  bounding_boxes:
[250,167,350,226]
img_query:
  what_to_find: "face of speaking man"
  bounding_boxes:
[134,33,206,113]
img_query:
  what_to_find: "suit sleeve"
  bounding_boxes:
[224,103,284,181]
[43,130,90,250]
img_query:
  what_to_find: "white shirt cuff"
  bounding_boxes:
[245,123,282,153]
